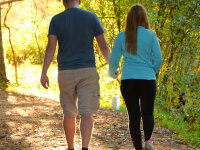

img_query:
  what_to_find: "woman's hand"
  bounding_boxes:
[113,70,119,79]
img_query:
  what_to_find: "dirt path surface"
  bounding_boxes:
[0,90,198,150]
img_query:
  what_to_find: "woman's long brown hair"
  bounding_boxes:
[125,4,150,55]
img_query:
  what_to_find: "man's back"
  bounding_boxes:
[49,8,104,70]
[41,1,110,149]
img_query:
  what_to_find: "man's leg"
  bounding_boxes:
[58,69,78,149]
[75,68,100,149]
[80,114,93,148]
[63,115,76,149]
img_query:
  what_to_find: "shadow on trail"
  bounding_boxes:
[0,90,65,149]
[92,108,133,149]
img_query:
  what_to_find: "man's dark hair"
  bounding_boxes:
[63,0,78,3]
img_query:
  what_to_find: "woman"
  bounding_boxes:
[108,4,163,150]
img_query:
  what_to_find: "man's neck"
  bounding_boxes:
[65,3,79,9]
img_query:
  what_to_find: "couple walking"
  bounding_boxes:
[40,0,163,150]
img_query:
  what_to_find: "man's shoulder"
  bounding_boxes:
[50,12,64,23]
[78,8,96,15]
[77,9,98,20]
[52,10,66,18]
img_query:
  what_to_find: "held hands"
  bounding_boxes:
[113,70,119,79]
[40,74,49,89]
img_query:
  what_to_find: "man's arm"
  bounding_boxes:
[40,35,57,89]
[96,34,110,64]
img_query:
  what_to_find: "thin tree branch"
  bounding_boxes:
[0,0,23,6]
[33,0,42,64]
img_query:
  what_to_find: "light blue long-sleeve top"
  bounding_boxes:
[108,26,163,80]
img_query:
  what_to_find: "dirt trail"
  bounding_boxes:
[0,90,198,150]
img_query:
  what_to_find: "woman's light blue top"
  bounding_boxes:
[108,26,163,80]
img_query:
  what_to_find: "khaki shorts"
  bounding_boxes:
[58,67,100,117]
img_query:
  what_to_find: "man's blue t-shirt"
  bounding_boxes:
[48,8,104,70]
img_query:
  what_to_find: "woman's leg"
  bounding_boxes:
[121,80,142,150]
[140,80,156,141]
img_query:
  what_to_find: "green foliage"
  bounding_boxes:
[153,1,200,145]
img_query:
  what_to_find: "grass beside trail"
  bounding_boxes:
[2,64,60,100]
[154,107,200,148]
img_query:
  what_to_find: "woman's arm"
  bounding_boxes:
[108,33,123,78]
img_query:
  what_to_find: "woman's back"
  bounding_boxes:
[108,5,163,150]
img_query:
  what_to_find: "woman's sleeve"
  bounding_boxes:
[151,33,163,73]
[108,33,123,78]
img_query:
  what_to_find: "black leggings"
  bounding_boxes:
[120,79,156,150]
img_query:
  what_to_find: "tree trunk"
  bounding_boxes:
[0,6,8,83]
[4,4,18,84]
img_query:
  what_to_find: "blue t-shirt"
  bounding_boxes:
[48,8,104,70]
[108,26,163,80]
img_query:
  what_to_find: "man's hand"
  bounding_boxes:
[40,74,49,89]
[40,35,57,89]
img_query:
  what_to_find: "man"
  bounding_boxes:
[40,0,110,150]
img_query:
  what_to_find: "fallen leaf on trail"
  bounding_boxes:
[105,113,109,117]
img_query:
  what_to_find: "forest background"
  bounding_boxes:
[0,0,199,148]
